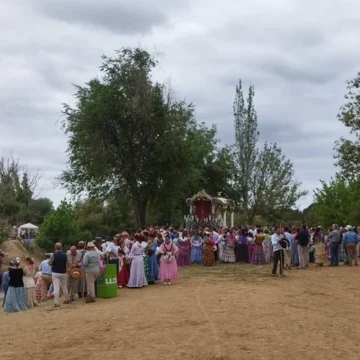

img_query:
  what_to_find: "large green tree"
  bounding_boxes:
[147,124,234,226]
[30,198,54,224]
[335,72,360,176]
[36,200,79,252]
[0,154,51,226]
[311,175,360,227]
[232,80,307,223]
[60,47,224,227]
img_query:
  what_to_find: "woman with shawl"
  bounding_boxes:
[190,232,203,263]
[117,248,129,288]
[251,229,265,265]
[127,234,148,288]
[3,260,27,312]
[23,256,37,308]
[202,234,216,266]
[158,234,179,285]
[177,230,191,266]
[247,232,256,262]
[262,229,271,263]
[235,229,248,263]
[148,234,159,283]
[219,232,236,263]
[314,227,326,266]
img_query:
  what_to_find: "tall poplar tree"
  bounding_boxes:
[335,72,360,177]
[232,80,307,223]
[233,81,259,221]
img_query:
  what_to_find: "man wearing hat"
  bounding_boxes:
[94,237,104,255]
[82,241,100,303]
[343,225,358,266]
[66,246,82,301]
[120,232,132,250]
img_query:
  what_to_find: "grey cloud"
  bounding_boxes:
[262,61,336,85]
[278,28,326,48]
[1,0,360,208]
[35,0,177,35]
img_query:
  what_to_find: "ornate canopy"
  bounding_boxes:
[186,190,235,211]
[186,190,212,205]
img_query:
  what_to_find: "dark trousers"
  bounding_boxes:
[2,285,8,307]
[272,250,284,275]
[330,242,340,265]
[214,247,219,261]
[109,259,119,273]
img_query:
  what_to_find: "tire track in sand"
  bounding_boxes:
[196,279,222,358]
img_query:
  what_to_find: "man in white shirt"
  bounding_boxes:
[101,237,110,252]
[271,227,285,276]
[249,225,257,238]
[105,235,119,272]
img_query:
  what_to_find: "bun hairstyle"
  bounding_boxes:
[26,256,34,265]
[134,233,146,242]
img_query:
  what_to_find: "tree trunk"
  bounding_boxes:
[134,197,147,229]
[248,213,254,225]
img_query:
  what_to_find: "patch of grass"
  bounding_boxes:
[179,262,273,281]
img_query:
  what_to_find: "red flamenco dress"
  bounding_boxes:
[117,256,129,288]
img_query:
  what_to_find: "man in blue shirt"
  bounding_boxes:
[1,260,14,307]
[39,254,53,301]
[343,226,358,266]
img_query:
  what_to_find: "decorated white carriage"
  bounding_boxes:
[184,190,235,230]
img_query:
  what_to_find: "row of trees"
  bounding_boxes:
[7,49,360,249]
[56,47,306,230]
[306,72,360,227]
[0,155,54,245]
[37,197,139,251]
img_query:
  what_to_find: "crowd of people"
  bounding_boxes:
[1,223,358,313]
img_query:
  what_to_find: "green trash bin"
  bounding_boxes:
[96,264,118,298]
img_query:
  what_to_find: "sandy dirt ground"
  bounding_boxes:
[1,263,360,360]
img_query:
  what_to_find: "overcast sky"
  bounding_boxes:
[1,0,359,209]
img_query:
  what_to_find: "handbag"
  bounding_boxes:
[99,259,105,273]
[163,243,174,263]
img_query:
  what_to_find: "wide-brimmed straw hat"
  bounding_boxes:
[120,231,129,237]
[87,241,95,248]
[70,267,84,279]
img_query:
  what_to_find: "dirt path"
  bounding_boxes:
[1,240,42,273]
[2,264,360,360]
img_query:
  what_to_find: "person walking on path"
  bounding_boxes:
[49,243,70,308]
